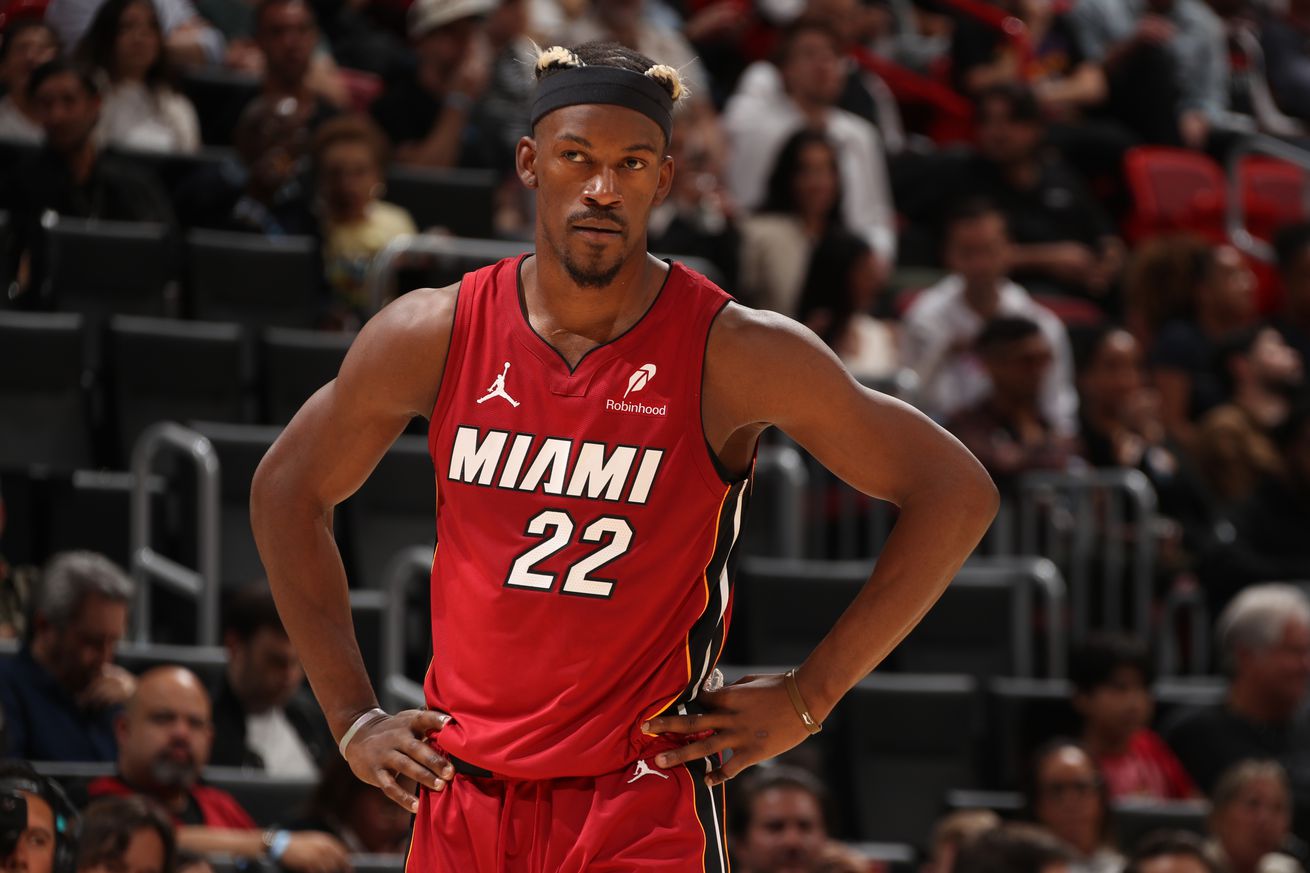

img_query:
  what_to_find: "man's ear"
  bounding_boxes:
[652,153,674,207]
[516,135,538,188]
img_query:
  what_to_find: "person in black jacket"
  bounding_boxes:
[208,588,332,774]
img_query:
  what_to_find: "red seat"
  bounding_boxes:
[1237,155,1307,242]
[1122,146,1227,244]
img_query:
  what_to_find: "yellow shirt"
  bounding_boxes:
[323,200,417,311]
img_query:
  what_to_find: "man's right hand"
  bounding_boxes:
[279,832,352,873]
[342,709,455,812]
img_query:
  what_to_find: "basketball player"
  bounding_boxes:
[251,42,999,869]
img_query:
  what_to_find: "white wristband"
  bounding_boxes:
[338,707,388,757]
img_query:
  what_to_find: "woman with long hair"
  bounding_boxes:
[796,230,898,382]
[76,0,199,152]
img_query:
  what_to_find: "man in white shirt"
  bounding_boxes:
[208,588,331,776]
[723,18,897,270]
[903,198,1078,435]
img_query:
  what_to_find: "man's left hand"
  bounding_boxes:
[640,673,817,787]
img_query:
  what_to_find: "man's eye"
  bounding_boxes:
[562,151,585,162]
[623,158,646,170]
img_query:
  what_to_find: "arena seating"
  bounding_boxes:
[0,311,94,473]
[259,327,354,424]
[43,218,176,319]
[384,166,498,238]
[185,230,322,328]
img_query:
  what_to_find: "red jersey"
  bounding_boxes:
[424,255,751,780]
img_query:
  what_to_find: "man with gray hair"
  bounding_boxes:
[0,550,135,761]
[1164,583,1310,837]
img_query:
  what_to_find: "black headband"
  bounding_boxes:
[531,66,674,144]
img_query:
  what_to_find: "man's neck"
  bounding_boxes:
[1081,726,1133,758]
[63,141,98,185]
[119,770,189,814]
[961,280,1004,319]
[1228,679,1294,724]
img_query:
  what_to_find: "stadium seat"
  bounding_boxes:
[0,311,93,472]
[1113,798,1209,848]
[734,558,868,665]
[185,230,322,328]
[984,677,1078,790]
[178,69,260,147]
[107,146,235,194]
[343,435,436,589]
[1237,154,1307,242]
[200,767,317,827]
[1122,147,1226,243]
[43,217,176,318]
[1152,677,1226,730]
[837,673,981,846]
[384,166,497,238]
[260,327,354,424]
[43,470,166,570]
[107,316,253,465]
[896,566,1026,679]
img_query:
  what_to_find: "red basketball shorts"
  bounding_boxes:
[404,753,731,872]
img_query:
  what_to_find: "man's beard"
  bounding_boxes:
[559,245,625,289]
[149,752,199,790]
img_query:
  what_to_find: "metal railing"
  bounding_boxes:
[960,556,1069,679]
[1226,134,1310,263]
[381,545,434,712]
[130,423,221,645]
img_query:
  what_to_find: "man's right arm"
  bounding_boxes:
[250,285,458,809]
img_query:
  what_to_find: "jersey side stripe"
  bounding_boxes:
[682,478,751,706]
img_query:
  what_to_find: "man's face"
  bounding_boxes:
[256,1,316,87]
[736,787,827,873]
[1239,619,1310,717]
[32,71,100,154]
[945,213,1011,291]
[520,103,673,288]
[984,333,1053,407]
[780,30,844,108]
[1,793,54,873]
[975,97,1041,165]
[117,673,214,791]
[41,594,127,695]
[228,627,305,713]
[0,26,58,95]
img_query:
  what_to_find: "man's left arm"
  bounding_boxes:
[646,308,999,785]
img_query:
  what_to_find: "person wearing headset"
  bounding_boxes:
[0,760,80,873]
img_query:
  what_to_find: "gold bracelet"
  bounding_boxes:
[784,668,823,734]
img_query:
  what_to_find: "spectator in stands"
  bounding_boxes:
[209,588,332,774]
[0,761,71,873]
[294,756,411,854]
[953,823,1077,873]
[174,94,315,235]
[76,0,201,153]
[922,810,1003,873]
[253,0,345,122]
[312,114,416,327]
[369,0,496,169]
[729,766,834,873]
[76,796,175,873]
[1124,235,1209,345]
[947,317,1080,492]
[90,666,351,873]
[1258,0,1310,126]
[723,19,896,272]
[797,230,898,382]
[46,0,225,66]
[478,0,534,170]
[1191,327,1303,510]
[1164,585,1310,836]
[1025,740,1124,873]
[0,20,59,142]
[1075,326,1178,475]
[1070,633,1197,800]
[1124,832,1218,873]
[1201,405,1310,608]
[5,59,174,298]
[1274,223,1310,368]
[1067,0,1228,148]
[0,551,134,762]
[961,84,1125,301]
[1149,243,1257,452]
[903,200,1077,434]
[647,113,740,293]
[738,129,844,316]
[1205,761,1304,873]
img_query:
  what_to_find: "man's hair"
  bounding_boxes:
[222,587,287,642]
[976,82,1043,124]
[31,552,132,639]
[76,0,172,90]
[1123,831,1217,873]
[729,764,830,838]
[976,316,1042,356]
[954,823,1075,873]
[1274,222,1310,276]
[1211,759,1290,811]
[75,796,175,873]
[254,0,315,31]
[26,58,100,102]
[312,113,390,174]
[1215,584,1310,676]
[0,19,58,64]
[534,41,679,100]
[943,197,1008,245]
[1069,632,1154,695]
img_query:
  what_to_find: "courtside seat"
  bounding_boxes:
[837,673,981,846]
[0,311,93,472]
[107,316,253,465]
[984,677,1077,790]
[43,217,176,318]
[385,166,497,238]
[342,436,436,589]
[186,230,321,328]
[260,327,354,424]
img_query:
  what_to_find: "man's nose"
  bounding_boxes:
[582,167,621,207]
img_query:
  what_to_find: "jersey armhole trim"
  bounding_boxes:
[700,298,754,489]
[426,280,466,446]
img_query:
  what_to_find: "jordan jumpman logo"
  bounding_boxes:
[476,362,519,407]
[627,759,670,783]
